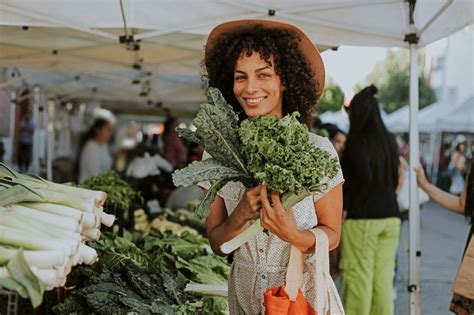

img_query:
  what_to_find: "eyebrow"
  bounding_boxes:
[235,66,272,74]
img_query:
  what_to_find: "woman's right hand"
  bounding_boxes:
[234,185,263,223]
[415,166,429,189]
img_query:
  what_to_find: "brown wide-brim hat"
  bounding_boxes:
[205,19,325,100]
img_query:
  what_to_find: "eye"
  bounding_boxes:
[259,73,271,78]
[234,75,246,81]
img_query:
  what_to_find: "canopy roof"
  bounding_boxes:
[0,0,472,115]
[437,95,474,132]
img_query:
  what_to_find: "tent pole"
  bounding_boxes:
[9,90,16,166]
[408,38,421,315]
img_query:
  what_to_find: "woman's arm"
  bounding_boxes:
[396,157,406,194]
[259,183,343,253]
[314,183,343,251]
[205,186,262,256]
[415,166,466,214]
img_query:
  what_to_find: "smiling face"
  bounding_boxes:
[233,52,284,118]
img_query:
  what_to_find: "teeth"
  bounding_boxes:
[245,97,264,103]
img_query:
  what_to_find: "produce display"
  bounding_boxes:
[54,227,229,314]
[173,88,340,253]
[0,164,113,307]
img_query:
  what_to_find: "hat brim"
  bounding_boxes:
[205,19,325,100]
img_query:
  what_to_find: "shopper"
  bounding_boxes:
[78,118,114,182]
[449,135,467,195]
[18,112,35,172]
[416,164,473,314]
[162,116,187,169]
[340,85,402,315]
[199,20,344,314]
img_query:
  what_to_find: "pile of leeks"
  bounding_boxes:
[0,163,114,307]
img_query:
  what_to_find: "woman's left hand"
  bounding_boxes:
[260,183,299,244]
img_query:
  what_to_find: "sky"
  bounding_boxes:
[320,39,448,101]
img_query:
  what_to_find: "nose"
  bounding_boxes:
[244,77,258,94]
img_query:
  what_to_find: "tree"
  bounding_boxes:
[356,49,437,113]
[318,81,345,113]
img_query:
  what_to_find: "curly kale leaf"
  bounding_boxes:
[239,112,339,194]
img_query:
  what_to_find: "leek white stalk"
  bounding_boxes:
[0,212,81,242]
[8,205,81,232]
[99,211,115,227]
[70,252,83,266]
[30,267,58,287]
[24,202,83,222]
[81,228,101,241]
[0,225,76,257]
[78,243,98,265]
[0,246,65,268]
[81,212,99,229]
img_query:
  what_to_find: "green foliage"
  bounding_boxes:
[79,171,140,212]
[240,113,339,193]
[173,88,341,220]
[318,82,345,113]
[54,229,229,314]
[357,49,437,113]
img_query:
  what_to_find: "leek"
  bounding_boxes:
[24,202,83,222]
[8,204,81,232]
[0,246,65,268]
[0,225,77,257]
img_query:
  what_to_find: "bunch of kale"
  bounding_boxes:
[173,88,339,220]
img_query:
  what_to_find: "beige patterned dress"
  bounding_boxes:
[200,133,344,314]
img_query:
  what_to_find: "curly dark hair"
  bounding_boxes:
[203,25,319,126]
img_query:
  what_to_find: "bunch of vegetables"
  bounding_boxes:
[79,171,140,221]
[0,163,113,307]
[54,228,229,314]
[173,88,339,253]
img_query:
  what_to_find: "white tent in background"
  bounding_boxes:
[437,95,474,132]
[385,105,410,133]
[319,109,350,134]
[386,99,460,133]
[1,2,472,313]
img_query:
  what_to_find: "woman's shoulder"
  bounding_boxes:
[307,132,338,158]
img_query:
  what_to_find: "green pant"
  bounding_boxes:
[340,217,401,315]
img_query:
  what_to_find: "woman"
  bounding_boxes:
[416,164,473,314]
[339,85,402,315]
[449,136,467,195]
[162,116,187,169]
[200,20,344,314]
[78,118,114,182]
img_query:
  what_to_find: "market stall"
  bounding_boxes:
[1,1,473,314]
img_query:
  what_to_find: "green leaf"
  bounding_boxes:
[193,88,248,175]
[1,251,45,308]
[177,128,202,145]
[172,158,246,187]
[195,178,228,220]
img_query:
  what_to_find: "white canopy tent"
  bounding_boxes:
[319,109,350,134]
[1,1,473,313]
[386,99,460,133]
[437,95,474,132]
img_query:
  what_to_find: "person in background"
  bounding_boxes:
[324,123,346,158]
[449,135,467,195]
[78,118,114,182]
[18,111,35,172]
[416,163,473,314]
[340,85,403,315]
[162,116,187,169]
